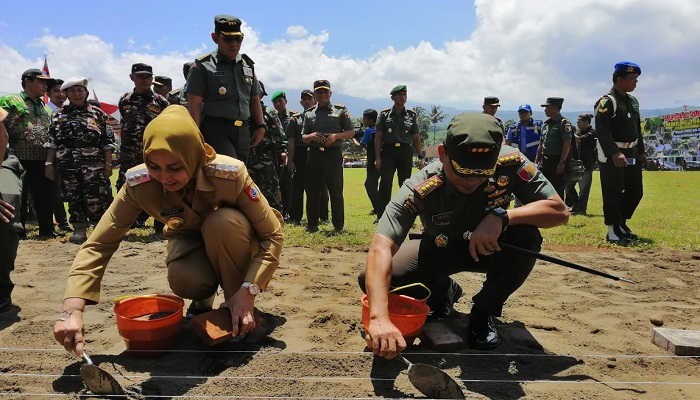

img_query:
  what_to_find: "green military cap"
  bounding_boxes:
[154,76,172,86]
[214,14,243,36]
[300,89,314,99]
[314,79,331,91]
[541,97,564,107]
[444,113,503,177]
[483,96,500,106]
[271,91,286,101]
[390,85,407,95]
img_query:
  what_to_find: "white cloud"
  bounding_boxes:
[286,25,308,38]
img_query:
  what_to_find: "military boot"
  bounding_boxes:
[69,223,88,244]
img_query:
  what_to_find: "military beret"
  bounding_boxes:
[214,14,243,36]
[614,61,641,75]
[21,68,52,80]
[0,107,7,122]
[271,91,286,101]
[131,63,153,75]
[390,85,407,95]
[300,89,314,99]
[483,96,500,106]
[154,76,172,86]
[517,104,532,113]
[541,97,564,108]
[444,113,503,177]
[314,80,331,91]
[61,77,89,91]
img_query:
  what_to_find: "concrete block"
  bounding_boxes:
[652,327,700,356]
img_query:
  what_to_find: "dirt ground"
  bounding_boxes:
[1,238,699,399]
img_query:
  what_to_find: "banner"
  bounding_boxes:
[643,111,700,160]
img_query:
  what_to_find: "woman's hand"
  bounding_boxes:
[220,287,256,338]
[53,310,86,358]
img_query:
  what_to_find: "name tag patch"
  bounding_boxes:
[160,207,184,217]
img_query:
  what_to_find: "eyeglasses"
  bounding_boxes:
[220,35,244,43]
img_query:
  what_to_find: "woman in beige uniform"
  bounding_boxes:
[53,106,284,356]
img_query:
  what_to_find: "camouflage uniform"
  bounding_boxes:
[167,88,188,107]
[247,103,287,212]
[46,104,115,225]
[116,90,169,190]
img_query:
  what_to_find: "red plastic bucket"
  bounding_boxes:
[113,294,184,357]
[361,283,431,339]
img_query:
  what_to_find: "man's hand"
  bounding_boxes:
[556,161,566,175]
[220,288,257,338]
[322,133,337,146]
[418,159,425,169]
[612,151,627,168]
[104,162,112,178]
[280,153,288,167]
[287,159,296,174]
[251,127,266,147]
[45,164,55,180]
[467,214,504,262]
[374,158,382,170]
[0,199,15,224]
[366,317,406,360]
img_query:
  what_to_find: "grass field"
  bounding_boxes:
[33,167,700,251]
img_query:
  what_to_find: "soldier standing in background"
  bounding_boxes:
[46,78,71,233]
[117,63,170,230]
[167,62,192,107]
[186,15,266,162]
[153,76,173,98]
[270,91,296,218]
[534,97,572,199]
[355,109,380,218]
[45,78,114,244]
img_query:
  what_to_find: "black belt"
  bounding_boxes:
[383,142,409,148]
[308,146,340,152]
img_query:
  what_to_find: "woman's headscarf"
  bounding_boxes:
[142,105,216,178]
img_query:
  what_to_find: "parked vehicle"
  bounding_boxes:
[685,161,700,171]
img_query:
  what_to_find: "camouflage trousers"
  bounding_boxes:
[247,156,282,212]
[58,159,113,225]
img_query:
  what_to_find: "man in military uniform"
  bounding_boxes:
[594,61,644,244]
[301,80,354,232]
[153,76,173,97]
[505,104,542,162]
[46,78,70,233]
[534,97,572,198]
[0,107,23,313]
[247,83,287,212]
[270,91,295,218]
[359,113,568,357]
[374,85,424,219]
[286,90,329,225]
[357,109,379,216]
[167,62,192,107]
[482,96,505,133]
[0,69,56,238]
[186,15,266,162]
[570,113,597,215]
[45,78,115,244]
[117,63,170,230]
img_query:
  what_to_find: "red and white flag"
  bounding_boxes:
[42,56,51,104]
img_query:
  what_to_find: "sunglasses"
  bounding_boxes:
[220,35,244,43]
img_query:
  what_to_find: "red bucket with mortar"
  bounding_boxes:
[113,294,184,357]
[361,283,431,339]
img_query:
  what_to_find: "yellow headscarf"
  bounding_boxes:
[142,105,216,178]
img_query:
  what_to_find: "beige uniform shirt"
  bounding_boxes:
[64,155,284,303]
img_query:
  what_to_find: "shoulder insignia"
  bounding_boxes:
[381,108,391,113]
[196,53,212,61]
[407,108,417,115]
[413,175,443,198]
[126,168,153,187]
[517,161,537,182]
[289,110,300,116]
[168,89,181,95]
[334,103,345,108]
[245,183,261,202]
[205,163,239,180]
[496,150,522,167]
[241,53,255,66]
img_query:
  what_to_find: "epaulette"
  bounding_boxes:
[168,89,181,95]
[496,150,523,167]
[407,108,417,115]
[334,103,345,108]
[196,53,212,61]
[289,110,300,116]
[381,108,391,113]
[413,175,443,198]
[205,163,239,180]
[126,168,152,187]
[241,53,255,66]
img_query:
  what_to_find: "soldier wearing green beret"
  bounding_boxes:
[359,113,568,356]
[374,85,424,219]
[186,14,266,163]
[534,97,572,199]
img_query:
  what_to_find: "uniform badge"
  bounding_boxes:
[166,217,184,230]
[126,169,152,187]
[219,85,227,96]
[488,188,507,198]
[496,176,509,186]
[402,198,419,214]
[245,183,261,202]
[517,162,537,182]
[206,164,238,179]
[434,233,448,248]
[484,184,496,193]
[388,128,393,134]
[160,207,184,217]
[432,212,454,226]
[413,175,443,198]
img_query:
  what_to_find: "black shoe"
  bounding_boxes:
[467,309,501,350]
[58,222,73,232]
[619,222,638,240]
[319,219,330,225]
[428,279,463,320]
[305,226,319,233]
[38,231,58,239]
[0,297,12,313]
[334,227,344,232]
[185,304,212,320]
[131,220,146,229]
[369,209,377,215]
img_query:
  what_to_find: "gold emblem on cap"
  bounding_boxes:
[219,85,227,96]
[496,176,509,186]
[166,217,184,230]
[435,233,448,248]
[451,160,496,176]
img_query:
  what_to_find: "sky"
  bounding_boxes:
[1,0,698,114]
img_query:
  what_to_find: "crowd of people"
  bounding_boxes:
[0,13,645,360]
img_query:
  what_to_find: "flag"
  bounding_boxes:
[91,88,119,115]
[42,56,50,104]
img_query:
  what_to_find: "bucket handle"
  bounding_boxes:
[389,283,431,302]
[112,294,181,304]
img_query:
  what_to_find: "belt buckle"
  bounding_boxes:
[394,143,401,147]
[319,147,325,152]
[234,120,243,127]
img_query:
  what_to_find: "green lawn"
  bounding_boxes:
[34,167,700,251]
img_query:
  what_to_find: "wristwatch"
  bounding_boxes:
[242,281,261,295]
[490,207,509,230]
[256,123,266,130]
[56,308,79,321]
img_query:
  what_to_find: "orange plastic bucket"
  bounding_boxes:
[361,283,431,339]
[113,294,184,357]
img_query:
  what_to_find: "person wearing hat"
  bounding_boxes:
[52,105,284,356]
[482,96,506,133]
[153,76,173,97]
[0,68,57,238]
[167,62,193,107]
[357,109,380,216]
[117,63,170,231]
[47,78,67,110]
[534,97,572,199]
[505,104,543,162]
[44,77,115,244]
[45,78,71,233]
[0,106,24,313]
[374,85,423,220]
[301,80,354,232]
[186,14,266,163]
[594,61,644,245]
[286,89,329,225]
[359,113,568,356]
[270,90,297,218]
